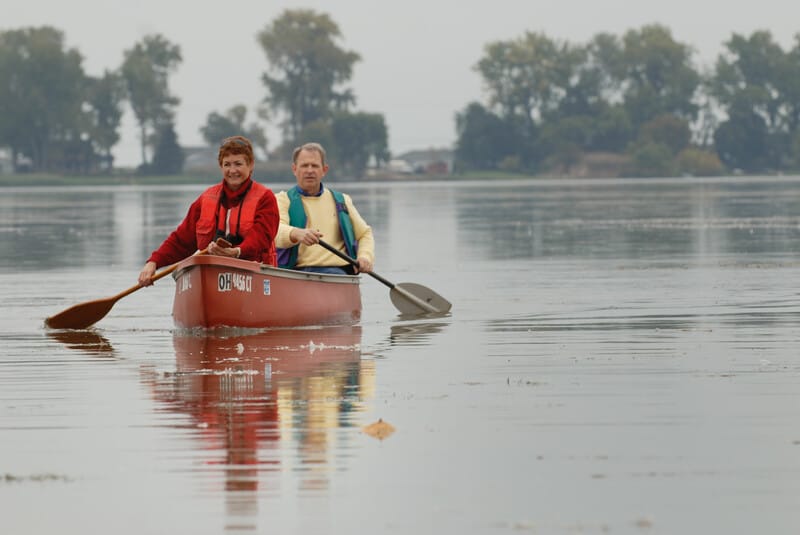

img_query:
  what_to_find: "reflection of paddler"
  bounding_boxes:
[158,325,365,493]
[389,321,448,346]
[47,329,115,356]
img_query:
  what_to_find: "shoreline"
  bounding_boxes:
[0,171,501,187]
[1,170,797,187]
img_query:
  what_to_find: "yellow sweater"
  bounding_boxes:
[275,188,375,268]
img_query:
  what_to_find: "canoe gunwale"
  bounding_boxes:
[172,255,361,286]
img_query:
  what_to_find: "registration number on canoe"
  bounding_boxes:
[218,272,252,293]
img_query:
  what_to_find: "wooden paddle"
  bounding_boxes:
[45,248,208,330]
[317,239,451,315]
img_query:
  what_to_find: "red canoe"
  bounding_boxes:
[171,255,362,329]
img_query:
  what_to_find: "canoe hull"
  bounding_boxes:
[172,256,361,329]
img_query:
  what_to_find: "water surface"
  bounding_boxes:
[1,176,799,534]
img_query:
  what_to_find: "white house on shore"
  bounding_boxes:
[0,147,13,174]
[394,148,454,175]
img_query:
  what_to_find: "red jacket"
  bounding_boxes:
[148,178,279,267]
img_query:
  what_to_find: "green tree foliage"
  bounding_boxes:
[462,24,760,177]
[150,122,184,175]
[121,34,182,168]
[85,70,125,171]
[784,36,800,135]
[6,21,800,178]
[617,25,701,127]
[476,32,571,125]
[0,27,88,172]
[790,130,800,170]
[467,26,704,175]
[475,32,578,168]
[330,112,389,178]
[714,109,769,172]
[638,114,691,155]
[286,114,388,179]
[258,9,360,142]
[539,116,593,173]
[590,105,635,152]
[625,142,676,177]
[455,102,519,171]
[547,36,635,154]
[710,32,785,130]
[294,120,336,162]
[200,105,268,158]
[709,31,800,170]
[676,147,725,176]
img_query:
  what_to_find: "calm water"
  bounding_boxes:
[1,176,799,534]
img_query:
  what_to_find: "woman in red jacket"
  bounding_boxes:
[137,136,279,286]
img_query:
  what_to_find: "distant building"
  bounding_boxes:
[183,146,218,172]
[387,159,414,174]
[0,148,29,174]
[0,147,12,175]
[395,148,454,175]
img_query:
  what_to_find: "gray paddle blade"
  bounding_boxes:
[390,282,452,315]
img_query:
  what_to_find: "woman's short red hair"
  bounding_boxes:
[218,135,254,165]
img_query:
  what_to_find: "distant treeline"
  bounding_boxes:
[1,16,798,178]
[0,11,388,178]
[457,26,800,177]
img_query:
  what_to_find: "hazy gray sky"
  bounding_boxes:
[5,0,800,166]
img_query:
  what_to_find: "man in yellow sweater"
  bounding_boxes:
[275,142,375,274]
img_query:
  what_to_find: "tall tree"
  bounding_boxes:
[0,26,87,172]
[475,32,585,168]
[617,25,701,128]
[85,70,125,171]
[455,102,519,171]
[257,9,360,142]
[709,30,799,169]
[330,112,389,178]
[476,32,573,138]
[151,121,184,175]
[714,108,769,172]
[710,31,785,128]
[784,34,800,136]
[120,34,181,168]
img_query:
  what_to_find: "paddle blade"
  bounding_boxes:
[44,297,118,330]
[390,282,452,315]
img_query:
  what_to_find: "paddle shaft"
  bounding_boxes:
[117,245,211,299]
[45,247,208,329]
[317,239,392,287]
[317,239,440,313]
[113,259,184,301]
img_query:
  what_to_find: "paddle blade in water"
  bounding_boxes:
[390,282,452,315]
[44,297,117,330]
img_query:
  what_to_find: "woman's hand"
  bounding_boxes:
[138,261,157,286]
[208,240,241,258]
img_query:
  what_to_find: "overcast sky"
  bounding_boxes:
[5,0,800,166]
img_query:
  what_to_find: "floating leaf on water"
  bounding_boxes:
[362,418,396,440]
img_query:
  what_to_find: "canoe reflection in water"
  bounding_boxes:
[145,325,372,517]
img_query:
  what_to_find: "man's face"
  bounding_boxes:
[292,149,328,194]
